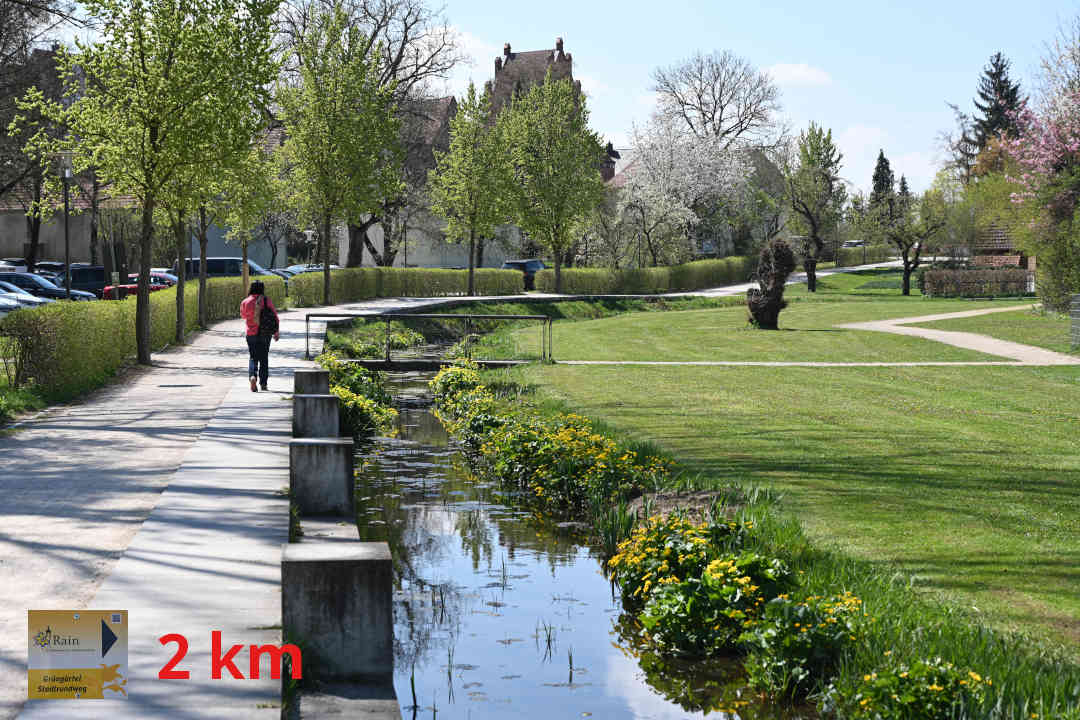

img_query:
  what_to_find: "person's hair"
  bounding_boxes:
[249,280,265,296]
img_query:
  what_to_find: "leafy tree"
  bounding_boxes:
[277,0,401,304]
[885,188,947,295]
[497,72,605,293]
[428,82,503,295]
[785,122,845,291]
[18,0,278,363]
[746,237,796,329]
[973,52,1023,149]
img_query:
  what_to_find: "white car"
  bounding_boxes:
[0,281,54,308]
[0,295,20,319]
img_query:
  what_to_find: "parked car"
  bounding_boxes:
[500,259,547,290]
[103,276,168,300]
[143,271,178,287]
[286,263,341,274]
[67,265,108,297]
[0,295,20,319]
[34,260,66,273]
[173,257,272,279]
[0,272,96,300]
[1,258,28,272]
[0,280,55,308]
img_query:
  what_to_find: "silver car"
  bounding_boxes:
[0,280,54,308]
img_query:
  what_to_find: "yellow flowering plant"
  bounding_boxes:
[739,591,865,700]
[826,657,993,719]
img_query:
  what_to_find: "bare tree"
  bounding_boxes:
[1039,13,1080,112]
[651,49,784,149]
[938,103,979,186]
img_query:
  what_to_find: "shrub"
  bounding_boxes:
[835,245,893,267]
[330,384,397,436]
[639,551,792,657]
[314,351,392,406]
[0,275,284,400]
[535,257,755,295]
[288,267,523,307]
[428,361,483,407]
[739,592,865,700]
[825,657,994,719]
[922,268,1033,298]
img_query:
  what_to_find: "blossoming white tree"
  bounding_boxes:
[618,115,750,266]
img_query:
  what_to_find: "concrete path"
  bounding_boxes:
[558,360,1023,367]
[838,304,1080,366]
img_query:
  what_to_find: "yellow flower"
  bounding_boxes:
[928,684,944,692]
[968,671,982,683]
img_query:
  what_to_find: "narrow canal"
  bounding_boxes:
[354,372,808,720]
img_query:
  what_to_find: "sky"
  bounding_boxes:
[435,0,1079,195]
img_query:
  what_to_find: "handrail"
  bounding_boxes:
[304,312,553,362]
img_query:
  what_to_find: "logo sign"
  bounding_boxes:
[28,610,128,699]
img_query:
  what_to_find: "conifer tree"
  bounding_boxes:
[973,52,1023,149]
[870,149,894,208]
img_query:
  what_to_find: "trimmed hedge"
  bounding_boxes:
[922,268,1033,298]
[289,267,523,307]
[835,245,893,267]
[0,275,285,400]
[535,257,755,295]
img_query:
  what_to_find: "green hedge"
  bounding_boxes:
[289,267,523,307]
[834,245,893,267]
[0,275,285,400]
[535,257,755,295]
[922,268,1033,298]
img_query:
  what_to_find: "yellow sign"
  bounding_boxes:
[27,610,128,699]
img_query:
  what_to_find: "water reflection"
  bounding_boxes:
[354,373,810,719]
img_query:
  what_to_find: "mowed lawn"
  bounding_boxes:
[516,353,1080,651]
[508,298,1029,362]
[915,306,1076,355]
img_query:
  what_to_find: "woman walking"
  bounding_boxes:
[240,280,280,392]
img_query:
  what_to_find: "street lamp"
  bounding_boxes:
[304,229,316,265]
[57,152,73,300]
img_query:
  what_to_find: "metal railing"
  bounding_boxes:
[305,312,553,362]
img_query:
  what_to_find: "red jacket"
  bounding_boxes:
[240,294,278,337]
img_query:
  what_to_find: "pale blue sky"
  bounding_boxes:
[438,0,1078,194]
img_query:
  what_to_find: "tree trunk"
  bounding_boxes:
[197,206,209,328]
[804,257,817,292]
[322,215,332,305]
[346,219,375,267]
[476,238,485,269]
[553,253,562,294]
[902,267,912,296]
[25,214,41,272]
[136,198,155,365]
[88,176,100,265]
[173,217,186,345]
[358,218,386,266]
[241,238,250,299]
[467,230,475,296]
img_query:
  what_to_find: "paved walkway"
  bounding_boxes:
[838,305,1080,366]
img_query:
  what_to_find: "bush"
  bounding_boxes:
[330,384,397,436]
[835,245,893,267]
[825,657,994,719]
[0,275,284,400]
[288,267,523,307]
[740,592,865,700]
[535,257,755,294]
[922,268,1033,298]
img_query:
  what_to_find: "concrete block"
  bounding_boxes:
[289,438,354,515]
[282,543,393,682]
[294,369,331,396]
[293,394,340,438]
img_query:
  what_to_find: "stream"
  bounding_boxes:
[353,371,811,720]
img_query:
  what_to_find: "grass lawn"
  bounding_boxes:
[914,306,1077,355]
[501,296,1031,362]
[511,361,1080,652]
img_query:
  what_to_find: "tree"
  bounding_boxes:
[651,49,784,149]
[973,52,1023,149]
[497,72,605,293]
[940,103,980,186]
[279,0,466,267]
[746,237,796,329]
[18,0,278,364]
[428,82,502,295]
[618,114,748,266]
[884,188,947,295]
[277,0,401,305]
[870,149,894,207]
[785,123,845,292]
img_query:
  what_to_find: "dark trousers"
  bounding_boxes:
[246,335,270,385]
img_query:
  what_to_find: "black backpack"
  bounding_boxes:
[256,296,278,339]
